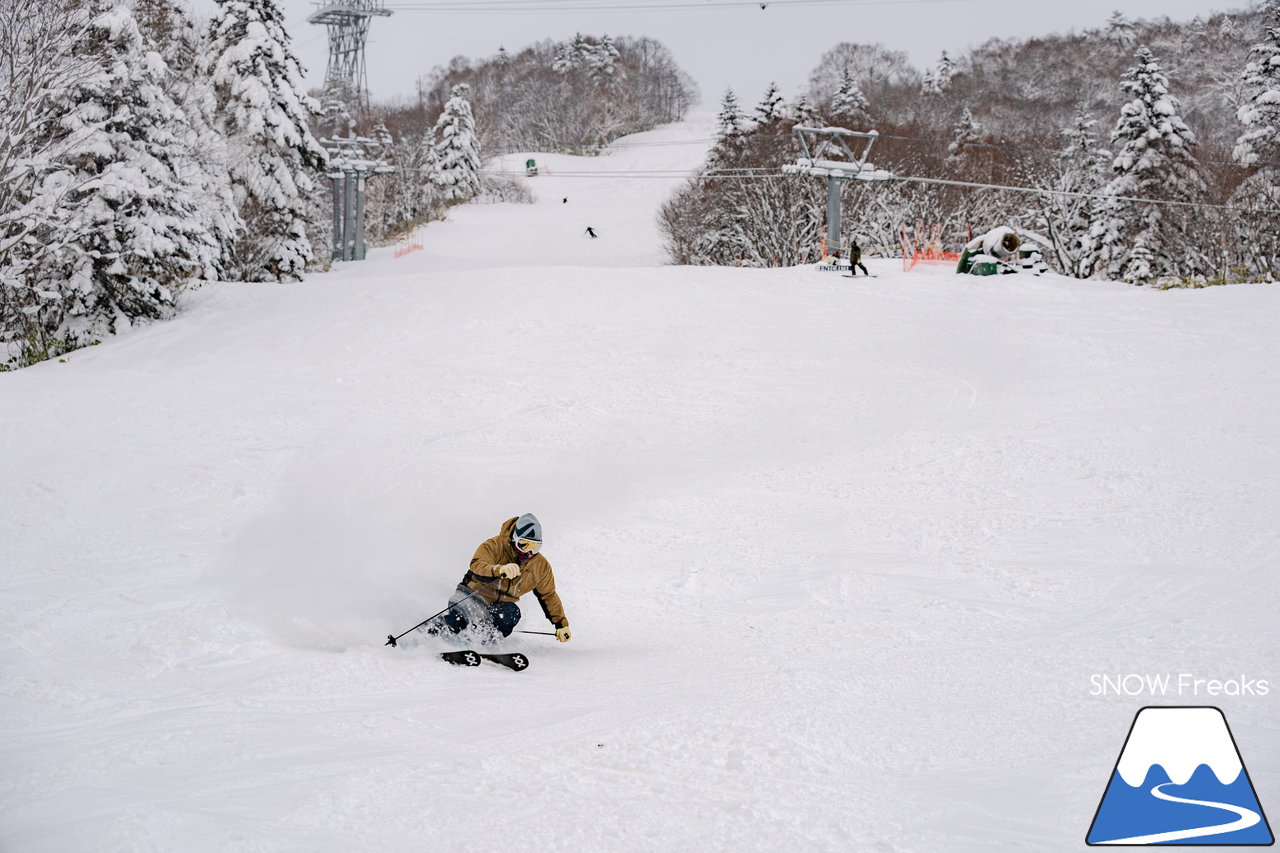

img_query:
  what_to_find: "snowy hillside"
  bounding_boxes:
[2,117,1278,852]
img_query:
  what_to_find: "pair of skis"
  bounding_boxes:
[440,649,529,671]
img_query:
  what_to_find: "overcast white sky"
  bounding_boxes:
[192,0,1245,107]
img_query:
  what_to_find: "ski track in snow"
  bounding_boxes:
[2,114,1279,852]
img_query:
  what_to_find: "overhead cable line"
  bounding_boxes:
[475,167,1280,214]
[520,132,1248,171]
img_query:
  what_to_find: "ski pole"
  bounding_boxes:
[518,630,558,637]
[385,578,501,647]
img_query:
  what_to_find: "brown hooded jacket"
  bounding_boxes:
[460,517,568,630]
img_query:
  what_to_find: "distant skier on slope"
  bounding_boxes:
[585,226,598,238]
[429,514,571,643]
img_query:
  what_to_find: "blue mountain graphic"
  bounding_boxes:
[1088,763,1274,845]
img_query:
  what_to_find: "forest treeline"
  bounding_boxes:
[0,0,695,368]
[661,7,1280,284]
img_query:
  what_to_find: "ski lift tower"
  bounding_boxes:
[308,0,392,110]
[321,135,394,262]
[782,127,892,253]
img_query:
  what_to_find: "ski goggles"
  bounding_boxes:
[516,538,542,555]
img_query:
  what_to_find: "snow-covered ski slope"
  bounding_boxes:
[3,116,1279,852]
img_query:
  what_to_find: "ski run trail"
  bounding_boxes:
[3,115,1279,853]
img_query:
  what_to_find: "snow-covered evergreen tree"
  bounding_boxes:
[552,32,618,82]
[946,107,983,161]
[133,0,239,279]
[921,51,957,96]
[755,81,784,123]
[434,84,481,202]
[789,93,822,127]
[1084,48,1206,282]
[716,88,748,138]
[552,33,591,73]
[830,66,870,127]
[1234,5,1280,170]
[318,77,358,139]
[204,0,326,282]
[589,34,620,83]
[1106,11,1138,47]
[8,3,226,355]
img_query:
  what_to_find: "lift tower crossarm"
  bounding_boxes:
[782,125,892,254]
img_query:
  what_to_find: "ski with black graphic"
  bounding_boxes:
[440,650,530,671]
[479,652,529,671]
[441,650,482,667]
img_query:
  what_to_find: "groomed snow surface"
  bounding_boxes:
[3,117,1278,852]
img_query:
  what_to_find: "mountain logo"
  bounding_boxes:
[1087,706,1274,846]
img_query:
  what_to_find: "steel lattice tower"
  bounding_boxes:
[308,0,392,109]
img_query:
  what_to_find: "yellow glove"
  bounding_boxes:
[496,563,521,579]
[556,626,571,643]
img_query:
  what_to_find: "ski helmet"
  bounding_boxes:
[513,513,543,555]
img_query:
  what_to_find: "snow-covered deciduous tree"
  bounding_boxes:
[1228,4,1280,278]
[756,81,784,123]
[1,0,96,359]
[1084,48,1206,283]
[830,66,870,127]
[204,0,326,282]
[1032,106,1111,275]
[361,127,446,246]
[434,84,481,202]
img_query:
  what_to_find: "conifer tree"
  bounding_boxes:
[1234,5,1280,171]
[716,88,745,137]
[830,66,870,127]
[946,107,983,162]
[40,3,222,339]
[435,84,481,201]
[204,0,326,282]
[589,34,620,84]
[921,51,956,96]
[552,33,591,73]
[1084,48,1205,282]
[319,77,358,139]
[790,93,821,128]
[1106,11,1137,47]
[133,0,238,279]
[755,81,784,123]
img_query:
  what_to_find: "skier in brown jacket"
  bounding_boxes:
[433,514,571,643]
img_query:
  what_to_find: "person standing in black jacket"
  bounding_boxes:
[849,240,870,276]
